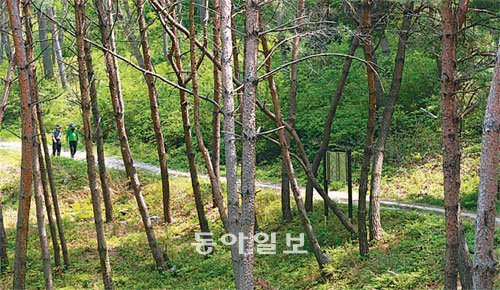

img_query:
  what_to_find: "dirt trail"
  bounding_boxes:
[1,140,496,223]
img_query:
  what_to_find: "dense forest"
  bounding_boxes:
[0,0,498,288]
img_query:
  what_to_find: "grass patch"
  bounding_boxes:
[1,150,497,288]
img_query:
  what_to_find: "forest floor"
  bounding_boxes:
[1,146,499,288]
[0,140,497,224]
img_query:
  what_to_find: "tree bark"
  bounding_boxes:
[261,29,331,270]
[8,0,35,285]
[94,0,168,271]
[74,1,114,287]
[47,6,67,88]
[84,35,114,223]
[281,0,304,221]
[166,2,211,237]
[239,0,259,287]
[211,0,222,210]
[37,8,54,79]
[188,0,229,231]
[357,0,377,257]
[38,137,62,268]
[136,0,172,224]
[220,0,241,285]
[305,35,359,212]
[472,46,499,290]
[23,1,53,286]
[369,1,414,242]
[441,0,473,288]
[33,142,54,290]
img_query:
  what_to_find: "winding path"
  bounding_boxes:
[1,140,497,223]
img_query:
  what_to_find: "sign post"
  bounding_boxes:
[323,149,353,219]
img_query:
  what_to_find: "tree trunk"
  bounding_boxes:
[117,0,146,67]
[47,6,67,88]
[23,2,54,286]
[166,4,211,237]
[357,0,377,257]
[38,140,62,268]
[84,36,114,223]
[239,0,259,287]
[305,35,359,212]
[261,29,331,270]
[231,2,243,123]
[37,9,54,79]
[33,142,54,290]
[136,0,172,224]
[220,0,241,285]
[281,0,304,222]
[276,0,291,220]
[211,0,222,210]
[441,0,473,288]
[8,0,35,285]
[74,2,114,288]
[473,46,499,290]
[369,1,414,241]
[94,0,168,271]
[189,0,229,231]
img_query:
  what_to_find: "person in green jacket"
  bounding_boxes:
[66,122,79,158]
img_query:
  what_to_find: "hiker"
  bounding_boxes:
[66,122,79,158]
[52,124,62,156]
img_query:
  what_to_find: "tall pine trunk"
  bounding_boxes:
[94,0,168,271]
[84,36,114,223]
[8,0,35,285]
[369,1,414,241]
[172,16,211,238]
[239,0,259,286]
[441,0,473,288]
[220,0,241,285]
[472,46,499,290]
[189,0,229,231]
[24,2,53,286]
[211,0,222,208]
[74,2,114,287]
[305,35,359,212]
[281,0,304,221]
[38,142,61,268]
[33,142,54,289]
[357,0,377,257]
[136,0,172,224]
[261,30,331,270]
